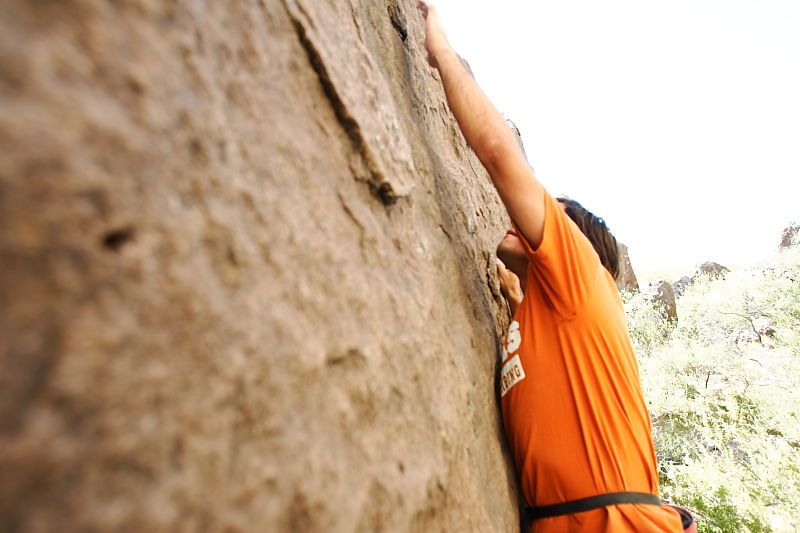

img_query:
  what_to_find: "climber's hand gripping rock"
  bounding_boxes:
[417,1,450,68]
[496,258,523,316]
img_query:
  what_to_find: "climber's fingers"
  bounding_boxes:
[495,258,521,298]
[496,258,510,288]
[495,258,523,313]
[417,1,430,19]
[417,1,450,69]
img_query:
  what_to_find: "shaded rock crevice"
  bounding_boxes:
[283,0,416,204]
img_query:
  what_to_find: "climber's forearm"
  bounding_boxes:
[432,45,546,249]
[418,1,545,246]
[433,47,522,180]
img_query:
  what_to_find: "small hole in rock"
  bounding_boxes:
[127,77,144,96]
[102,228,135,251]
[376,183,396,205]
[188,138,203,156]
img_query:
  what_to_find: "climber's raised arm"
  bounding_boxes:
[418,1,545,249]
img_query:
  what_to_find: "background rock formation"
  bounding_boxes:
[673,261,730,298]
[615,242,639,293]
[645,280,677,324]
[780,223,800,249]
[0,1,520,531]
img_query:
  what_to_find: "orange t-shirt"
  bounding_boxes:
[499,191,683,532]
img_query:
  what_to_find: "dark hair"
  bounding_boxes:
[556,197,619,280]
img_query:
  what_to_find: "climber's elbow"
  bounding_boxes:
[478,134,521,184]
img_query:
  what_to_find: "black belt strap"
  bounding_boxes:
[524,491,662,521]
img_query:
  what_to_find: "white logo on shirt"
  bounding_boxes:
[501,354,526,396]
[500,320,526,396]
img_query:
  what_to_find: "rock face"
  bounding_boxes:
[780,224,800,249]
[0,1,519,531]
[645,280,677,323]
[673,262,730,298]
[615,242,639,293]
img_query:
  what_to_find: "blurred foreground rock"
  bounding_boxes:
[0,1,519,531]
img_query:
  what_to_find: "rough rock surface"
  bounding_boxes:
[645,280,677,324]
[0,1,519,531]
[615,242,639,293]
[673,262,730,298]
[780,224,800,249]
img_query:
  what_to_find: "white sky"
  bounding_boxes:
[432,0,799,275]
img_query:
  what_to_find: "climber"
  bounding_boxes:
[417,2,695,532]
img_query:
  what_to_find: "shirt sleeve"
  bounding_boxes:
[513,190,603,318]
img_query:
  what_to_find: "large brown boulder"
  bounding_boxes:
[780,224,800,249]
[0,1,518,531]
[615,242,640,293]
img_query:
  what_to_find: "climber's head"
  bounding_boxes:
[496,226,529,289]
[496,198,619,285]
[558,197,619,280]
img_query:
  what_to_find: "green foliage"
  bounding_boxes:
[625,249,800,532]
